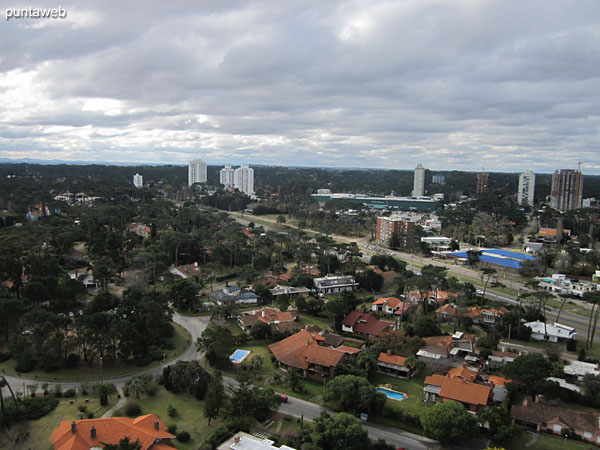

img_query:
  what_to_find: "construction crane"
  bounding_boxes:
[577,161,585,171]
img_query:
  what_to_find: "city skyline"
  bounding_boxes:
[1,1,599,174]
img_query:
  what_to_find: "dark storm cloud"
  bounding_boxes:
[0,0,599,173]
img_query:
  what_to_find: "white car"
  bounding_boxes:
[476,289,484,295]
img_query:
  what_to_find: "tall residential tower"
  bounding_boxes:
[234,165,254,195]
[220,165,235,187]
[517,170,535,206]
[551,169,583,212]
[188,159,207,186]
[412,164,425,197]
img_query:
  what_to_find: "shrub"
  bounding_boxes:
[167,424,178,435]
[0,351,11,362]
[63,389,76,398]
[144,381,159,397]
[167,404,177,418]
[124,400,142,416]
[78,405,87,413]
[87,411,95,419]
[176,431,191,442]
[65,353,80,369]
[53,385,63,398]
[567,339,577,352]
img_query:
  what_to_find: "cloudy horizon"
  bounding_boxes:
[1,1,599,173]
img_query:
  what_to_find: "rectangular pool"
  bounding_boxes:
[230,349,250,364]
[376,387,407,401]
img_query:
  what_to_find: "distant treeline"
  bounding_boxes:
[0,162,599,203]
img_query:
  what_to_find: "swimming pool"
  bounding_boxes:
[376,387,407,401]
[230,349,251,364]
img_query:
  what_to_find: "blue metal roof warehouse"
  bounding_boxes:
[445,248,536,270]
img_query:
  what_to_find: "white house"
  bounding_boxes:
[313,275,359,294]
[524,321,576,342]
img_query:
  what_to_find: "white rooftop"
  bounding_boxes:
[218,432,297,450]
[564,360,600,377]
[524,321,576,338]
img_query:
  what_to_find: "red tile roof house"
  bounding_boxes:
[50,414,175,450]
[511,398,600,446]
[268,329,355,381]
[466,306,510,326]
[238,307,297,331]
[423,373,492,413]
[407,290,458,305]
[372,297,414,315]
[341,312,392,338]
[435,303,458,321]
[377,351,414,379]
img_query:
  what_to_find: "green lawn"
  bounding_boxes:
[371,373,427,416]
[113,386,223,450]
[0,321,191,382]
[297,313,334,332]
[1,395,115,450]
[505,431,595,450]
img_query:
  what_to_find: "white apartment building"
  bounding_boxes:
[132,173,143,188]
[412,164,425,197]
[517,170,535,206]
[220,165,235,187]
[234,165,254,195]
[188,159,207,186]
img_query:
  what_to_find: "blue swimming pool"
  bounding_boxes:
[230,349,250,363]
[376,387,407,401]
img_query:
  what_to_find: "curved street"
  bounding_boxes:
[1,310,440,449]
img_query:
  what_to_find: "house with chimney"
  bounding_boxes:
[238,307,298,332]
[377,351,414,379]
[372,297,414,315]
[511,398,600,445]
[49,414,174,450]
[424,370,492,413]
[268,329,357,381]
[341,311,392,338]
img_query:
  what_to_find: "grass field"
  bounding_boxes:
[505,430,595,450]
[1,395,115,450]
[296,313,334,332]
[0,321,191,382]
[112,386,223,450]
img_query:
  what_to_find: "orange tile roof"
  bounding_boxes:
[424,374,447,387]
[50,414,174,450]
[422,336,453,354]
[488,375,511,387]
[331,345,361,355]
[378,352,407,367]
[268,329,341,370]
[435,304,457,316]
[439,378,491,406]
[447,366,479,382]
[373,297,403,308]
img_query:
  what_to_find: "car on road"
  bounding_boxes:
[476,289,484,295]
[279,394,288,403]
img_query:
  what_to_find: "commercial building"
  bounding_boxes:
[311,192,437,212]
[133,173,143,188]
[234,165,254,195]
[376,216,415,247]
[476,171,489,194]
[517,170,535,206]
[219,165,235,187]
[412,164,425,197]
[188,159,207,186]
[551,169,583,212]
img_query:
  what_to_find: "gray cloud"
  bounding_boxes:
[0,0,599,173]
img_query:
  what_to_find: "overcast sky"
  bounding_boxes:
[1,1,599,173]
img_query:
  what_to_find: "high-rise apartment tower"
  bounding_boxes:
[517,170,535,206]
[412,164,425,197]
[220,165,235,187]
[188,159,207,186]
[234,165,254,195]
[551,169,583,212]
[133,173,143,188]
